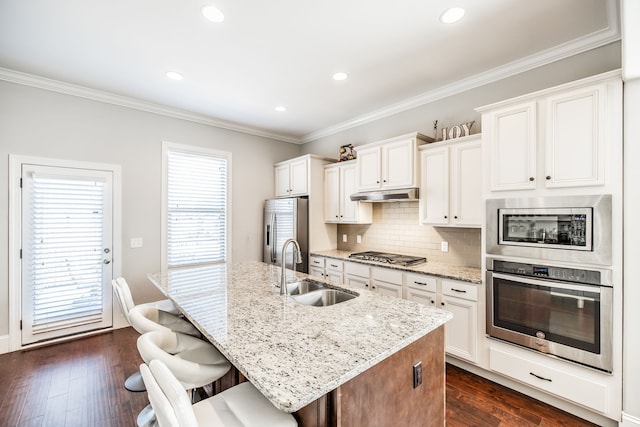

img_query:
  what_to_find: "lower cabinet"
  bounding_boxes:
[371,267,403,298]
[313,256,480,364]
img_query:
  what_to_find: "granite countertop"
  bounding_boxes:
[147,261,452,413]
[311,249,482,284]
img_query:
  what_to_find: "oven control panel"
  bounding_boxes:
[490,259,603,286]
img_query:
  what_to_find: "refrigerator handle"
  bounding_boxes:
[271,213,277,263]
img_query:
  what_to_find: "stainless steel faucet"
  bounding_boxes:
[280,238,302,295]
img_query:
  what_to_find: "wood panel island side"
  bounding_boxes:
[148,261,452,427]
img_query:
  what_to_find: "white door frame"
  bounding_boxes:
[8,155,122,352]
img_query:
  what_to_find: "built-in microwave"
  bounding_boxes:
[486,195,612,266]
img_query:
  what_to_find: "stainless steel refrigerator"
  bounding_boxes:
[263,197,309,273]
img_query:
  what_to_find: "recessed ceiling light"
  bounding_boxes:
[333,72,348,81]
[275,106,286,112]
[202,5,225,23]
[166,71,184,81]
[440,7,465,24]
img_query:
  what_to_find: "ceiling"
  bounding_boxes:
[0,0,619,143]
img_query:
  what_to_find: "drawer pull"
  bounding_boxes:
[451,288,467,293]
[529,372,552,382]
[414,281,427,286]
[330,264,338,268]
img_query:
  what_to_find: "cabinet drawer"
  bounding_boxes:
[371,267,403,285]
[406,273,437,293]
[309,256,325,268]
[326,259,344,272]
[442,280,478,301]
[490,347,608,414]
[344,261,370,278]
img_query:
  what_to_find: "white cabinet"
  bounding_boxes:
[275,156,309,197]
[405,273,437,308]
[356,132,433,192]
[479,75,621,192]
[419,135,482,227]
[441,280,478,363]
[344,261,371,290]
[325,259,344,284]
[309,256,325,279]
[324,163,372,224]
[371,267,403,298]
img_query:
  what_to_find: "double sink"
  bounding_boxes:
[286,279,357,307]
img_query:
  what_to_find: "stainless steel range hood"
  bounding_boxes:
[350,188,419,202]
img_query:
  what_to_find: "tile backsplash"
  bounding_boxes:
[337,202,481,268]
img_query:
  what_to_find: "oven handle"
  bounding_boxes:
[490,272,602,294]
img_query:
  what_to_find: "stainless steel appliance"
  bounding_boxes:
[349,251,426,266]
[486,257,613,372]
[486,194,612,265]
[263,197,309,273]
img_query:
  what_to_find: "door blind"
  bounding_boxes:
[167,150,228,267]
[28,175,106,334]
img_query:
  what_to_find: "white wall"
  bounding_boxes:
[0,80,300,337]
[300,42,621,156]
[622,0,640,424]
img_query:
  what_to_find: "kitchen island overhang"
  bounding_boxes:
[148,261,452,425]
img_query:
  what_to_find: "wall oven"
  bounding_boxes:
[486,194,611,265]
[486,257,613,372]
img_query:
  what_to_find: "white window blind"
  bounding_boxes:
[167,150,228,267]
[28,175,105,333]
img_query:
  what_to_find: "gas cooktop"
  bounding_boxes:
[348,251,426,266]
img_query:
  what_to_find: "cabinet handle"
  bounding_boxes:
[383,179,387,183]
[451,288,467,293]
[376,180,380,184]
[441,302,446,307]
[529,372,552,382]
[335,215,339,218]
[529,177,535,182]
[454,216,458,219]
[444,215,448,219]
[546,176,551,180]
[330,264,338,268]
[414,281,427,286]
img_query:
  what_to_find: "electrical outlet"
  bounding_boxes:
[441,241,449,252]
[413,361,423,388]
[342,234,348,243]
[130,237,144,248]
[356,235,362,244]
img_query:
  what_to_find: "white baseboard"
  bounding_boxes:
[622,412,640,427]
[0,334,10,355]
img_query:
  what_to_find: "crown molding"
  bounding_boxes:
[301,0,620,143]
[0,67,300,144]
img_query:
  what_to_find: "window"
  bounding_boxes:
[162,142,231,269]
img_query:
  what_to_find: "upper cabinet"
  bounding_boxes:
[356,132,434,191]
[478,72,622,193]
[419,135,482,227]
[274,154,332,198]
[324,162,372,224]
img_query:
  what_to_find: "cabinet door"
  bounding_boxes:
[419,147,449,225]
[274,163,291,197]
[289,157,309,196]
[451,141,482,226]
[383,138,415,189]
[406,288,437,307]
[345,274,370,290]
[545,84,605,188]
[326,270,344,285]
[489,101,537,191]
[373,280,403,298]
[357,146,381,191]
[324,167,340,222]
[339,163,358,222]
[309,266,325,279]
[442,296,477,362]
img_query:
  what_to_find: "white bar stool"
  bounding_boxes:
[141,359,298,427]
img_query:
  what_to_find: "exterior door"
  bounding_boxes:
[21,164,113,345]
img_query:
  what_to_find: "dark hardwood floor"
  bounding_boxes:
[0,328,597,426]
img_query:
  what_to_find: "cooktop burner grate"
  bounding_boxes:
[348,251,426,266]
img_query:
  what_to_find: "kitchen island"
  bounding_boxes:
[148,261,453,426]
